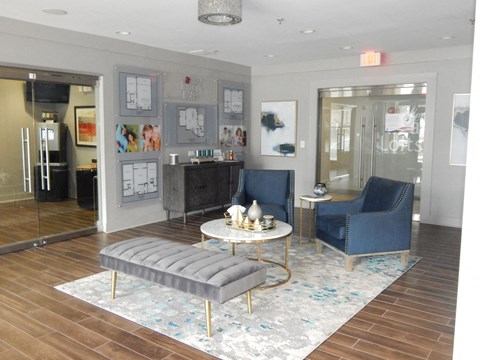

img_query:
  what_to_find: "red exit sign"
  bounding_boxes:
[360,52,382,66]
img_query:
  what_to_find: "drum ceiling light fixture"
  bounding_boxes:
[198,0,242,25]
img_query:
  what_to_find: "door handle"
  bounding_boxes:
[21,128,32,193]
[371,117,377,176]
[39,128,51,191]
[359,117,366,188]
[44,130,51,191]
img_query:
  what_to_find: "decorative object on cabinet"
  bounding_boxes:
[163,161,243,223]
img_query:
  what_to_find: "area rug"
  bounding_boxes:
[55,239,420,360]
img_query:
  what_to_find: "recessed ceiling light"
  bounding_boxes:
[300,29,316,34]
[115,31,131,36]
[42,8,68,15]
[440,35,454,40]
[188,49,219,56]
[265,54,276,58]
[340,45,352,50]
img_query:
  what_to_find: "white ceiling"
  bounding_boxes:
[1,0,476,67]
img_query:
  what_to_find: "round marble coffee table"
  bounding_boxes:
[200,218,293,289]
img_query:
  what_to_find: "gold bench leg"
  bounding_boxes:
[111,270,117,299]
[401,251,409,266]
[246,290,252,314]
[205,300,212,337]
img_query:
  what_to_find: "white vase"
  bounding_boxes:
[247,200,263,221]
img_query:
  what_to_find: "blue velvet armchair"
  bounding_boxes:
[232,169,295,226]
[315,176,414,271]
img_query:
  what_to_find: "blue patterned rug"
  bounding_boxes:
[55,239,420,360]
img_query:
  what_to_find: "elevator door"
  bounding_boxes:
[318,84,426,217]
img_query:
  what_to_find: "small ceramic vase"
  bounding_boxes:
[248,200,263,221]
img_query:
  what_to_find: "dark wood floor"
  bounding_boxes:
[0,199,97,245]
[0,209,460,359]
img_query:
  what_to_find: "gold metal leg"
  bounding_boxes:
[285,235,291,269]
[308,202,313,241]
[257,243,261,261]
[205,300,212,337]
[401,251,409,266]
[232,243,236,256]
[201,233,205,248]
[246,290,252,314]
[111,271,117,299]
[299,198,304,244]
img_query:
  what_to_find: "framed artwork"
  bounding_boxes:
[218,80,248,121]
[120,159,159,204]
[449,93,470,166]
[116,123,161,153]
[118,71,159,117]
[260,100,297,157]
[74,106,96,147]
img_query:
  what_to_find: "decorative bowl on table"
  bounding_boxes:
[224,212,276,231]
[313,182,328,196]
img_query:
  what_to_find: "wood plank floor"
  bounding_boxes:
[0,199,97,245]
[0,209,460,359]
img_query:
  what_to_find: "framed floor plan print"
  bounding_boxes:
[117,69,159,117]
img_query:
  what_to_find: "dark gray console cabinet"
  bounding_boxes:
[163,161,243,223]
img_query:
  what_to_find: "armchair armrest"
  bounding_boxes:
[345,209,412,255]
[231,189,245,205]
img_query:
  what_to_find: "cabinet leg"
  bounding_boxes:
[167,210,170,220]
[183,213,187,224]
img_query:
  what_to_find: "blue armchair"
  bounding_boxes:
[315,176,414,271]
[232,169,295,226]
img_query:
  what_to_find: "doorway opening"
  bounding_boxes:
[317,83,426,220]
[0,65,100,254]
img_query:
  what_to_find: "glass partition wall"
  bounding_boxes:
[0,66,99,254]
[317,84,426,219]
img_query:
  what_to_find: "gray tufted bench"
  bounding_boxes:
[99,236,267,336]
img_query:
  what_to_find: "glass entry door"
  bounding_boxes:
[0,79,40,248]
[0,66,99,254]
[318,84,426,217]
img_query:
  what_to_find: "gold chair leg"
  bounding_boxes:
[315,240,324,253]
[246,290,252,314]
[205,300,212,337]
[401,251,409,266]
[111,270,117,299]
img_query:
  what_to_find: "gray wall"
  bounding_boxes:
[0,16,472,230]
[250,46,473,228]
[0,17,250,232]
